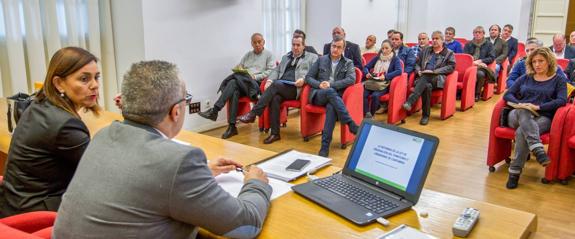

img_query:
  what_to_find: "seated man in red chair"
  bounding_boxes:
[464,26,496,102]
[306,35,359,157]
[198,33,275,139]
[238,36,318,144]
[361,34,379,55]
[503,47,567,189]
[403,31,456,125]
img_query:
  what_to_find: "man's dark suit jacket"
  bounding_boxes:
[550,45,575,59]
[0,99,89,218]
[323,40,363,69]
[506,37,518,64]
[304,55,356,102]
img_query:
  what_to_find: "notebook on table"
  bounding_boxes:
[292,120,439,225]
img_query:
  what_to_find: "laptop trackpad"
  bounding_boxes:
[297,184,380,225]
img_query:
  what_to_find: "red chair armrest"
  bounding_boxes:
[0,211,57,233]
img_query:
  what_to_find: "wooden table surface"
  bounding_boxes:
[0,102,537,238]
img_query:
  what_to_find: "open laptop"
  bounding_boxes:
[292,120,439,225]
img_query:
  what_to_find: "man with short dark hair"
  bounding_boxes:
[322,26,363,69]
[387,29,396,40]
[488,24,508,76]
[199,33,275,139]
[445,27,463,53]
[502,24,518,65]
[293,29,318,55]
[53,60,272,239]
[238,36,318,144]
[309,35,359,157]
[550,33,575,59]
[390,31,416,74]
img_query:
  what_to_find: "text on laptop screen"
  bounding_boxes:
[346,123,436,194]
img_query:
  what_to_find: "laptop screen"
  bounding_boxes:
[343,121,438,203]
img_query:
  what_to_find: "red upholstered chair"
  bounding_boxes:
[495,59,510,94]
[486,99,567,176]
[378,73,408,124]
[454,38,467,46]
[551,104,575,184]
[406,43,417,48]
[430,71,458,120]
[225,80,267,124]
[407,71,458,120]
[362,52,378,65]
[557,58,569,70]
[0,211,57,239]
[300,68,363,148]
[454,54,477,111]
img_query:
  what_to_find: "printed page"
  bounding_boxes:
[215,171,292,200]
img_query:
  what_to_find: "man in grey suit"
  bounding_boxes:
[307,35,359,157]
[238,36,318,144]
[489,24,508,76]
[52,61,272,239]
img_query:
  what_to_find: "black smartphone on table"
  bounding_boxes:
[285,159,311,172]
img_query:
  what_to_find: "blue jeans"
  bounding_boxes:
[363,89,388,115]
[312,88,353,149]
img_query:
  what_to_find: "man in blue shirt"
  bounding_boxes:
[390,31,416,74]
[444,27,463,53]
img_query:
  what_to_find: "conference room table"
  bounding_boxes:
[0,103,537,238]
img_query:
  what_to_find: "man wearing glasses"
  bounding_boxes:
[53,61,272,239]
[507,38,567,88]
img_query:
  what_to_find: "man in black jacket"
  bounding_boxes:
[322,26,363,69]
[403,31,456,125]
[464,26,496,101]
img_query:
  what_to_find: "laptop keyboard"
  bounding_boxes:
[313,176,399,214]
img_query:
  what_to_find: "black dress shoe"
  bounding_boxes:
[199,108,218,121]
[238,112,256,123]
[221,125,238,139]
[263,134,281,144]
[419,116,429,125]
[348,121,359,135]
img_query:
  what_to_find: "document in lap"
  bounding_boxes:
[292,120,439,225]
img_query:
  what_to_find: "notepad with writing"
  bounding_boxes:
[256,149,332,182]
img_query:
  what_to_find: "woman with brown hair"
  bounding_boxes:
[0,47,100,217]
[503,47,567,189]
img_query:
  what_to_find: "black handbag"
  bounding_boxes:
[499,106,513,127]
[6,92,34,133]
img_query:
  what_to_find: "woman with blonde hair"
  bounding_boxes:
[0,47,100,217]
[503,47,567,189]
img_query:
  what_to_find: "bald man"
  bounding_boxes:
[361,35,379,54]
[322,26,363,69]
[550,33,575,59]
